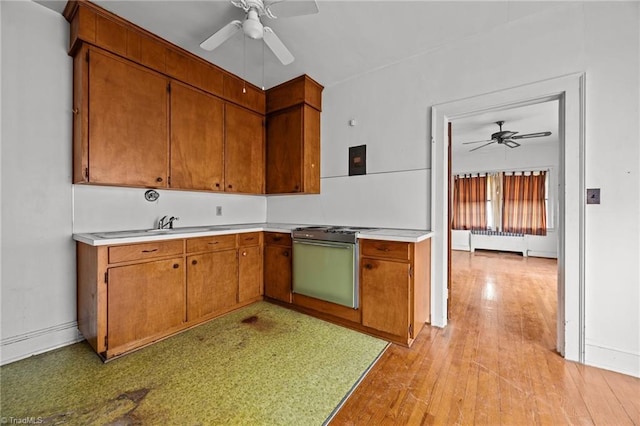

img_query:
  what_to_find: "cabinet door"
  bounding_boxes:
[225,103,264,194]
[264,245,292,303]
[238,246,263,302]
[361,258,410,338]
[88,48,168,187]
[107,258,184,352]
[187,250,238,322]
[170,82,224,191]
[266,106,303,193]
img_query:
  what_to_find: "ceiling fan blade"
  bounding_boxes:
[266,0,319,18]
[503,139,521,148]
[462,139,494,145]
[263,26,294,65]
[200,20,242,51]
[511,131,552,140]
[469,141,496,152]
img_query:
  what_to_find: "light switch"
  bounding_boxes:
[587,188,600,204]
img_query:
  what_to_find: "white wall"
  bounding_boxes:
[73,186,266,233]
[1,0,78,363]
[269,2,640,377]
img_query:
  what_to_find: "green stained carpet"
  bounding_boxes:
[0,302,388,425]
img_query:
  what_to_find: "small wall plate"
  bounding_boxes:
[145,189,160,202]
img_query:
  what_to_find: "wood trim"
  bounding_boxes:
[266,74,323,113]
[292,293,361,323]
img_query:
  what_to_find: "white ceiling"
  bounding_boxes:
[36,0,564,145]
[452,100,559,156]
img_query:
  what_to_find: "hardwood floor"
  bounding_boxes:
[331,250,640,425]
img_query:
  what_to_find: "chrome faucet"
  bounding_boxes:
[157,215,179,229]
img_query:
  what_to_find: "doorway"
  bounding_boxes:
[431,74,586,362]
[448,99,560,349]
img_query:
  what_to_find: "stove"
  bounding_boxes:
[292,225,375,244]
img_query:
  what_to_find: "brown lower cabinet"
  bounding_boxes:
[106,258,184,358]
[77,232,263,360]
[77,230,431,360]
[263,232,292,303]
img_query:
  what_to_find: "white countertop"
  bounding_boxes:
[73,223,433,246]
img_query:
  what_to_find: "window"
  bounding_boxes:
[453,170,548,236]
[452,174,487,231]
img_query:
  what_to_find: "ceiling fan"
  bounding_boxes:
[200,0,318,65]
[463,120,552,152]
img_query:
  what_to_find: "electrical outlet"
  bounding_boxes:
[587,188,600,204]
[216,206,222,216]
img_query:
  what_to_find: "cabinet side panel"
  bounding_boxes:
[303,105,320,194]
[413,239,432,335]
[72,46,89,183]
[77,243,99,352]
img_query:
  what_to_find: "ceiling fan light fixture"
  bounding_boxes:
[243,9,263,39]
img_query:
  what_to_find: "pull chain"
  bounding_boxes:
[242,34,247,94]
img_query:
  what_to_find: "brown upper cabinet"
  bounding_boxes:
[80,47,169,187]
[65,1,320,196]
[170,81,225,191]
[266,75,323,194]
[225,104,265,194]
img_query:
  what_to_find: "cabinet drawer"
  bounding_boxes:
[187,234,236,253]
[264,232,292,246]
[361,240,411,261]
[108,240,184,264]
[238,232,262,247]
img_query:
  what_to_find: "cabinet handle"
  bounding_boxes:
[156,177,163,183]
[376,247,390,252]
[192,260,198,265]
[244,237,255,241]
[72,108,79,114]
[208,241,219,245]
[142,248,158,253]
[273,236,282,242]
[173,264,179,269]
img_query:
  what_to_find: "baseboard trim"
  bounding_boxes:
[585,343,640,378]
[1,321,83,366]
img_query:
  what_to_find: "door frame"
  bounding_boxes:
[430,73,586,362]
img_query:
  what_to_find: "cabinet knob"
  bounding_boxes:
[364,263,374,270]
[283,250,289,257]
[228,184,233,189]
[173,264,180,269]
[215,183,220,188]
[192,260,198,265]
[242,251,247,257]
[156,177,163,183]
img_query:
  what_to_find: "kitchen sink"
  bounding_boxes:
[93,226,233,239]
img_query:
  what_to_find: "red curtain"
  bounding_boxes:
[453,175,487,230]
[502,172,547,236]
